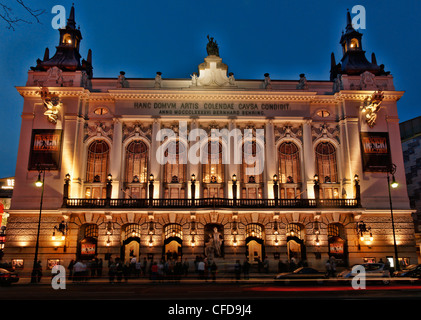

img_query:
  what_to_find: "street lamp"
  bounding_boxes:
[386,163,400,271]
[31,167,46,283]
[273,174,279,206]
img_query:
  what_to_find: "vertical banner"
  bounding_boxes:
[360,132,391,172]
[28,129,63,170]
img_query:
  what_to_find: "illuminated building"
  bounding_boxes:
[3,6,417,275]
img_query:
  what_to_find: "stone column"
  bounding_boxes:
[110,118,122,198]
[265,119,276,198]
[150,118,161,198]
[302,120,315,198]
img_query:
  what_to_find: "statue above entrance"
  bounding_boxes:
[206,35,219,57]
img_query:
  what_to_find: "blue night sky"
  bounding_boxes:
[0,0,420,178]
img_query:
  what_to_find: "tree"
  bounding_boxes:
[0,0,45,30]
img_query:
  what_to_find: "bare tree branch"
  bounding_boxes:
[0,0,45,30]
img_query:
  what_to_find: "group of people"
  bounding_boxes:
[67,258,103,282]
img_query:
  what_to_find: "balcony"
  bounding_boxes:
[62,197,360,209]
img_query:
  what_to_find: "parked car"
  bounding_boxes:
[274,267,327,284]
[338,263,391,284]
[0,268,19,286]
[393,264,421,281]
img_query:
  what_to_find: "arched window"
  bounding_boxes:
[278,142,300,183]
[164,223,183,240]
[164,140,187,199]
[315,142,338,183]
[84,224,98,238]
[86,140,109,183]
[315,142,340,199]
[124,224,142,240]
[124,140,148,199]
[125,140,148,183]
[85,140,109,199]
[202,141,224,198]
[246,223,263,239]
[241,140,264,199]
[278,142,301,199]
[164,140,187,184]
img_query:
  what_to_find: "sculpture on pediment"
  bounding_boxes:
[360,91,384,128]
[229,72,235,85]
[206,35,219,56]
[117,71,129,88]
[155,72,162,88]
[296,73,308,90]
[264,73,272,90]
[190,72,198,86]
[333,74,343,93]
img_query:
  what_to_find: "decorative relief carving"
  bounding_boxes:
[274,123,303,143]
[122,122,152,143]
[311,122,340,144]
[84,121,114,142]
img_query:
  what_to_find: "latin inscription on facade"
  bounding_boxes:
[133,102,290,116]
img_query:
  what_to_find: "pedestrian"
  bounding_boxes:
[234,260,242,282]
[142,257,147,277]
[183,259,189,276]
[135,260,142,278]
[97,258,103,277]
[36,260,42,283]
[197,258,205,280]
[151,262,158,281]
[243,260,250,279]
[123,262,130,282]
[115,258,123,282]
[329,256,337,277]
[325,260,331,278]
[108,259,116,284]
[73,260,85,282]
[210,261,217,282]
[67,259,75,281]
[263,256,269,273]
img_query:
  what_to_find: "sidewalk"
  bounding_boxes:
[17,271,277,286]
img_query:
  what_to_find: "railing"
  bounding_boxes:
[63,197,360,209]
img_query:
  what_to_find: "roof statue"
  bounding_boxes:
[206,35,219,56]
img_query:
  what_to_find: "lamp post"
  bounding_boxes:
[387,163,400,271]
[31,168,45,283]
[149,174,154,207]
[273,174,279,206]
[232,174,237,206]
[191,174,196,206]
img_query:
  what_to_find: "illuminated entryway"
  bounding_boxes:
[286,223,306,262]
[121,224,141,263]
[164,223,183,260]
[245,223,265,263]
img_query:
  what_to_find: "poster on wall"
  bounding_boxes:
[81,242,96,256]
[360,132,392,172]
[28,129,63,170]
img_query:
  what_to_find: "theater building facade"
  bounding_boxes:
[3,7,417,274]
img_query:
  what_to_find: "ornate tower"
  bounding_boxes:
[31,4,93,79]
[330,10,388,81]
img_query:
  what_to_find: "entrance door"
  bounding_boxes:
[287,239,301,261]
[125,239,140,262]
[247,240,262,263]
[165,240,181,261]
